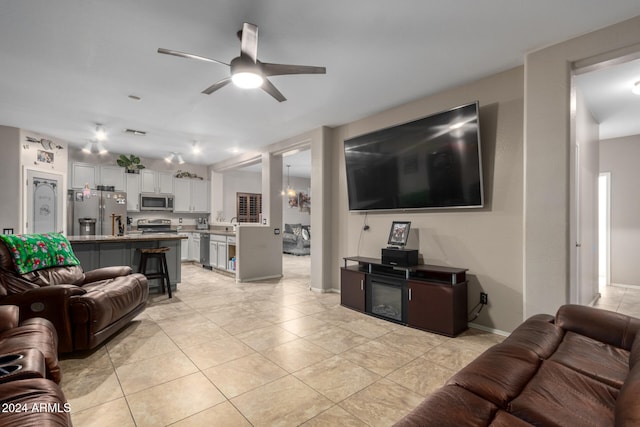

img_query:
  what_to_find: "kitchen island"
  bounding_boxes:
[67,233,186,293]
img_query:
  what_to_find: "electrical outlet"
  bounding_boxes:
[480,292,488,305]
[178,218,182,224]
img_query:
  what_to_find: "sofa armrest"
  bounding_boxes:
[0,305,19,333]
[1,285,83,353]
[556,304,640,351]
[83,266,133,284]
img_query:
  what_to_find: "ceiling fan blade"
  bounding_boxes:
[261,78,286,102]
[261,62,326,76]
[157,48,229,67]
[202,77,232,95]
[240,23,258,62]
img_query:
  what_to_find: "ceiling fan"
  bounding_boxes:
[158,22,326,102]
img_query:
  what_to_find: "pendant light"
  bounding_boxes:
[285,164,296,197]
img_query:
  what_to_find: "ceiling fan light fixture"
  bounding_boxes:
[82,142,92,154]
[632,80,640,95]
[232,72,264,89]
[96,142,107,154]
[95,124,107,141]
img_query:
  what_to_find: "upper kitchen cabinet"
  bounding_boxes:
[125,173,141,211]
[99,165,125,191]
[71,162,96,189]
[141,170,174,194]
[174,178,209,213]
[70,163,125,191]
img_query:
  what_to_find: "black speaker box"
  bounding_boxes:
[381,248,418,267]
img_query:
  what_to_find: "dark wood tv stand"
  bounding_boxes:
[341,256,468,337]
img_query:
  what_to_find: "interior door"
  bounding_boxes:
[26,169,63,234]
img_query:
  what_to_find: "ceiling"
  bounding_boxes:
[1,1,640,170]
[575,57,640,140]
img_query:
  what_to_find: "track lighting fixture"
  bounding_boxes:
[165,152,185,164]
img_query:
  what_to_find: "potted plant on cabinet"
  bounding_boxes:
[116,154,146,173]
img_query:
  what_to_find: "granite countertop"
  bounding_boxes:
[67,233,187,243]
[176,227,236,237]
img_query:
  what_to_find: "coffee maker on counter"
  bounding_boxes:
[196,217,209,230]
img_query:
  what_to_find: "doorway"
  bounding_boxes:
[281,149,312,285]
[25,169,64,234]
[598,172,610,291]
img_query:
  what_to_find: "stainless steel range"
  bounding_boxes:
[136,219,177,234]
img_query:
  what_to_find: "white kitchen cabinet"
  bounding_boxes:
[173,178,210,213]
[217,242,227,270]
[192,234,201,265]
[209,240,218,268]
[180,233,190,261]
[141,170,174,194]
[211,234,228,271]
[99,165,125,191]
[71,162,96,189]
[173,179,191,212]
[187,233,196,261]
[125,173,141,211]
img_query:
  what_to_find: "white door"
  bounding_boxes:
[26,169,63,234]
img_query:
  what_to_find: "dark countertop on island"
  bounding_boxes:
[67,233,187,243]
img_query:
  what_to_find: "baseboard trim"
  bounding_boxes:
[467,322,510,337]
[610,282,640,289]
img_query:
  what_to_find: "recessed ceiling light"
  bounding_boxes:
[632,81,640,95]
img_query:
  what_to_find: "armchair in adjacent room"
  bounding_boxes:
[282,223,311,255]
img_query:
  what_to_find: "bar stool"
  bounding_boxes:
[138,247,172,298]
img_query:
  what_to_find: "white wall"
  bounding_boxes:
[0,126,21,232]
[523,15,640,318]
[331,67,525,332]
[600,134,640,286]
[220,169,262,222]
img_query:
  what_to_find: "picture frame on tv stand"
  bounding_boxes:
[387,221,411,248]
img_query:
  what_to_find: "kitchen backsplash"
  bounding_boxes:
[127,211,208,226]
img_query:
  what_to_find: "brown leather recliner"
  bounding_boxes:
[0,239,149,353]
[0,305,71,426]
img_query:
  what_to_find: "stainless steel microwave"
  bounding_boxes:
[140,193,174,211]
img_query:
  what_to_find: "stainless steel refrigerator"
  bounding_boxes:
[68,189,127,235]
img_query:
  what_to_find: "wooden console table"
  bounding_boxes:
[341,256,468,337]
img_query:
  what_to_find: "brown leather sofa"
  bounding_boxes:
[0,305,70,426]
[0,238,149,353]
[395,304,640,426]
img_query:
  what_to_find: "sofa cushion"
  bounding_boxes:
[70,273,148,332]
[556,304,640,351]
[503,314,564,359]
[393,385,498,427]
[615,361,640,426]
[510,360,618,426]
[0,233,80,275]
[0,378,70,426]
[550,331,629,388]
[447,341,541,408]
[21,266,85,288]
[0,318,61,384]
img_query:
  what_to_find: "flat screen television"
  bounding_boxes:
[344,101,484,211]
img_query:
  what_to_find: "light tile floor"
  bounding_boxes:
[594,284,640,318]
[60,255,506,426]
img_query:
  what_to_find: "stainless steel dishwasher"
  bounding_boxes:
[199,233,211,269]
